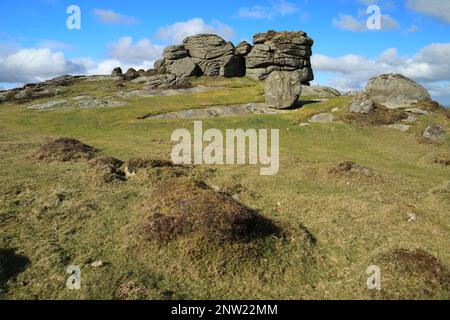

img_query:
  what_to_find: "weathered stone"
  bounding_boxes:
[235,41,253,56]
[348,92,375,114]
[265,70,302,109]
[423,124,446,141]
[246,30,314,83]
[310,113,335,123]
[387,124,411,132]
[301,85,341,98]
[163,45,189,60]
[405,108,429,115]
[124,68,139,81]
[111,67,123,77]
[166,57,200,78]
[366,73,432,109]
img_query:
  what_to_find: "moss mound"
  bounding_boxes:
[342,104,408,126]
[373,249,450,299]
[33,138,99,162]
[139,177,280,244]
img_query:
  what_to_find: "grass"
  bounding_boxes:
[0,76,449,300]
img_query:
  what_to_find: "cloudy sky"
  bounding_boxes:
[0,0,449,104]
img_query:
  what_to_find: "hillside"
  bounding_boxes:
[0,75,449,300]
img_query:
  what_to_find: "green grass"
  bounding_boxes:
[1,77,449,300]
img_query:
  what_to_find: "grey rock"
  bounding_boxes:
[235,41,253,56]
[246,30,314,83]
[145,103,279,120]
[166,57,200,78]
[423,124,446,141]
[265,70,303,109]
[301,85,341,98]
[387,124,411,132]
[163,45,189,60]
[111,67,123,77]
[124,68,139,81]
[310,113,335,123]
[348,92,375,114]
[366,73,432,109]
[405,108,429,115]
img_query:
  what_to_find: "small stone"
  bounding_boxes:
[310,113,335,123]
[407,212,417,222]
[405,108,429,115]
[91,261,104,268]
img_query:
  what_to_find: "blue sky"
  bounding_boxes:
[0,0,449,104]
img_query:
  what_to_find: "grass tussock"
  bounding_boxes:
[139,176,280,244]
[371,249,450,299]
[341,104,408,126]
[32,138,99,162]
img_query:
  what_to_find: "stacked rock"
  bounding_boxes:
[154,34,245,78]
[246,30,314,84]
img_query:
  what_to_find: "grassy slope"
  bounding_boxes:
[0,77,449,300]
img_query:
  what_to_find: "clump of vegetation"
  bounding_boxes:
[341,104,408,126]
[434,156,450,166]
[139,177,280,244]
[411,100,442,112]
[372,249,450,299]
[32,138,99,162]
[329,161,370,175]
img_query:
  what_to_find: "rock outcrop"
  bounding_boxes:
[265,70,303,109]
[111,67,123,78]
[246,30,314,84]
[151,30,313,84]
[154,34,245,78]
[366,73,432,109]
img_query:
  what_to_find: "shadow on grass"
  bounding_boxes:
[0,248,30,290]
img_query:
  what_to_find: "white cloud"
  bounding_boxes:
[237,0,299,19]
[156,18,235,44]
[37,40,74,51]
[107,37,163,64]
[0,48,86,83]
[406,0,450,24]
[332,13,399,32]
[93,9,138,25]
[312,43,450,104]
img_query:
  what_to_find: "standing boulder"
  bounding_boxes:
[246,30,314,83]
[348,92,375,114]
[265,70,302,109]
[124,68,139,81]
[366,73,432,109]
[111,67,123,77]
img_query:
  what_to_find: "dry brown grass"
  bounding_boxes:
[341,104,408,126]
[139,177,280,244]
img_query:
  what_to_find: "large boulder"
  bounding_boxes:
[124,68,139,81]
[348,92,375,114]
[265,70,302,109]
[111,67,123,77]
[165,57,200,78]
[183,34,245,77]
[366,73,432,109]
[246,30,314,83]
